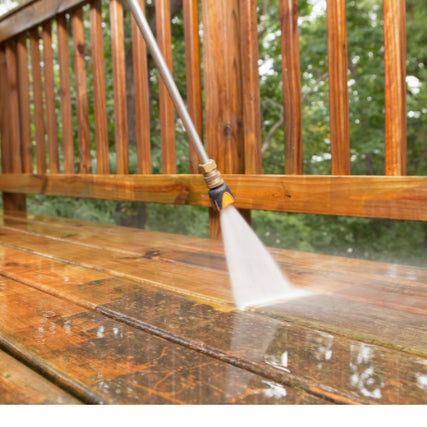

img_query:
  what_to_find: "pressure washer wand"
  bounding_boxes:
[125,0,235,212]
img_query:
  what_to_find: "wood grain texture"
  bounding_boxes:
[0,47,11,173]
[0,276,322,403]
[0,173,426,220]
[384,0,407,176]
[110,0,129,174]
[0,214,426,403]
[131,0,151,174]
[0,349,82,404]
[90,0,109,174]
[327,0,350,174]
[5,41,22,173]
[57,13,75,174]
[16,33,33,174]
[280,0,303,174]
[0,0,87,43]
[42,20,60,173]
[29,28,46,173]
[201,0,246,237]
[72,7,91,174]
[156,0,176,174]
[0,43,27,223]
[183,0,204,173]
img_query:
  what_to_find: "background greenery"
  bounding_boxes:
[1,0,426,267]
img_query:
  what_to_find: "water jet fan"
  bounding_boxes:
[126,0,307,309]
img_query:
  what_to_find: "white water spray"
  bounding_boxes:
[220,206,309,310]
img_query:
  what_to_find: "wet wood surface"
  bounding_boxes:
[1,174,426,221]
[0,349,81,404]
[0,212,425,404]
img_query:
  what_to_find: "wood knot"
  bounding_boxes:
[76,43,84,55]
[223,123,232,137]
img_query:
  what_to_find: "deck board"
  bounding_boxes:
[0,212,426,404]
[0,349,82,404]
[0,277,324,404]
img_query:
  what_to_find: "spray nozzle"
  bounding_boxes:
[199,160,235,212]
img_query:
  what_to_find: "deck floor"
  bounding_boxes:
[0,212,426,404]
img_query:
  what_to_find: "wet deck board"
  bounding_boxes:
[0,349,82,404]
[0,212,426,404]
[0,277,324,404]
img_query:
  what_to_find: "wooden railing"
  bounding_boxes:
[0,0,426,236]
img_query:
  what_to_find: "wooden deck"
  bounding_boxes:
[0,211,425,404]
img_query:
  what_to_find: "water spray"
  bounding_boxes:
[126,0,308,310]
[125,0,235,212]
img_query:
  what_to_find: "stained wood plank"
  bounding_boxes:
[0,223,426,403]
[0,0,87,43]
[201,0,246,237]
[384,0,407,176]
[0,277,323,404]
[0,221,426,356]
[156,0,176,174]
[110,0,129,174]
[3,213,427,325]
[0,45,27,213]
[183,0,203,174]
[280,0,302,174]
[327,0,350,174]
[29,27,46,173]
[90,0,109,174]
[0,226,233,304]
[57,13,75,174]
[42,20,60,173]
[0,173,426,221]
[71,6,91,174]
[4,213,427,290]
[0,349,82,404]
[16,33,33,174]
[0,47,11,172]
[5,41,22,173]
[131,0,151,174]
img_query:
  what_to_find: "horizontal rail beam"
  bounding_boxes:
[0,174,426,221]
[0,0,86,43]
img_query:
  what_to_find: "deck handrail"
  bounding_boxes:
[0,0,425,230]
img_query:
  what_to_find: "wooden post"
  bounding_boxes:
[202,0,248,238]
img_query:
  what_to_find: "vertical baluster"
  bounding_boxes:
[384,0,407,176]
[5,42,22,173]
[91,0,109,174]
[240,0,262,175]
[280,0,303,175]
[3,41,27,213]
[16,33,33,174]
[57,14,75,174]
[131,0,151,174]
[183,0,203,173]
[29,28,46,174]
[72,6,91,174]
[110,0,129,174]
[42,20,60,173]
[156,0,176,174]
[327,0,350,175]
[0,47,11,173]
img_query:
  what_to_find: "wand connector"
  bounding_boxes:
[199,159,235,212]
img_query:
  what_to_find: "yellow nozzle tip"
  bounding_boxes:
[221,192,235,209]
